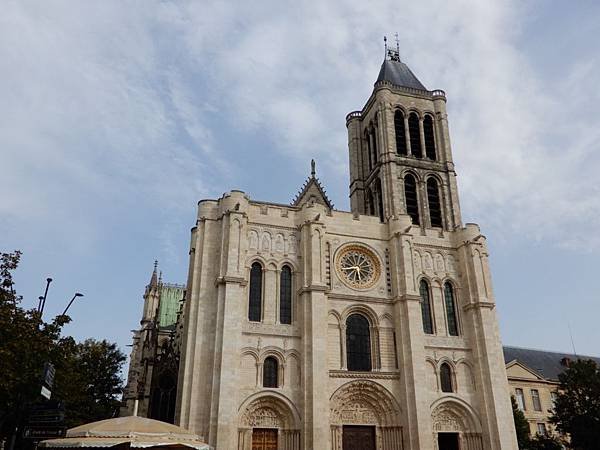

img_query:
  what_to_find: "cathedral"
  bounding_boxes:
[123,47,519,450]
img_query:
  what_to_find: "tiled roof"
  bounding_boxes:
[376,59,427,91]
[503,346,600,381]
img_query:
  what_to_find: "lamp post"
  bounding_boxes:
[61,293,84,317]
[38,278,53,317]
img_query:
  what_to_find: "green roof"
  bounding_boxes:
[158,284,184,328]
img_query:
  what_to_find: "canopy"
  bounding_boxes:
[39,416,211,449]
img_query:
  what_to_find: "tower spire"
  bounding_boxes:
[311,159,316,178]
[149,260,158,288]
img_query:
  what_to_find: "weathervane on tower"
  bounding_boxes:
[384,33,401,62]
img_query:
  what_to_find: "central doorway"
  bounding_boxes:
[438,432,460,450]
[251,428,278,450]
[342,425,376,450]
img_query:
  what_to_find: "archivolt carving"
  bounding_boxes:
[330,380,401,426]
[239,395,298,429]
[431,400,481,433]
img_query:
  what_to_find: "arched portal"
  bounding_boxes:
[431,400,483,450]
[330,381,403,450]
[237,393,300,450]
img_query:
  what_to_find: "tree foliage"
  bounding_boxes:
[550,358,600,450]
[527,434,563,450]
[0,251,126,442]
[511,395,531,449]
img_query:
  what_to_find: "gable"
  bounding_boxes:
[506,361,544,381]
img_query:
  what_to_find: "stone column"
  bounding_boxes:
[300,211,329,449]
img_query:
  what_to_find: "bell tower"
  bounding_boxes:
[347,42,462,231]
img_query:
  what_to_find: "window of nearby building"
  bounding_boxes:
[248,262,263,322]
[440,363,454,393]
[404,174,420,226]
[551,391,558,408]
[279,265,292,324]
[346,313,372,371]
[263,357,278,388]
[531,389,542,411]
[536,423,547,436]
[443,282,459,336]
[515,388,526,411]
[419,279,434,335]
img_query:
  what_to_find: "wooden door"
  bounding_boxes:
[252,428,278,450]
[342,426,376,450]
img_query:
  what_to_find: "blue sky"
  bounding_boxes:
[1,0,599,360]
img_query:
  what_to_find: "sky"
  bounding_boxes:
[1,0,599,362]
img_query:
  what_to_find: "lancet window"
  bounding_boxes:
[408,112,422,158]
[404,174,420,225]
[423,114,436,160]
[440,363,454,393]
[263,357,278,388]
[346,313,372,371]
[279,265,292,324]
[426,177,443,228]
[394,110,407,155]
[248,262,263,322]
[444,282,459,336]
[420,279,434,335]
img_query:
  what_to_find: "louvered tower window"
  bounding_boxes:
[371,127,378,165]
[404,174,420,225]
[375,178,384,222]
[420,279,434,334]
[263,357,278,388]
[423,115,436,160]
[408,113,422,158]
[248,262,263,322]
[279,265,292,324]
[440,363,454,392]
[394,110,407,155]
[427,178,443,228]
[444,282,459,336]
[346,314,372,371]
[365,131,372,171]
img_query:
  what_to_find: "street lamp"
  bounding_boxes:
[39,277,53,316]
[61,292,84,317]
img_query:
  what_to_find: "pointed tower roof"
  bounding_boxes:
[376,37,427,91]
[291,159,334,209]
[149,260,158,288]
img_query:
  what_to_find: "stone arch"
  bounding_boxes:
[431,398,483,450]
[330,380,401,426]
[330,381,403,450]
[237,392,301,450]
[340,304,379,327]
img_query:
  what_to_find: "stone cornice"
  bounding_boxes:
[298,284,329,294]
[215,276,247,286]
[463,301,495,311]
[327,292,392,304]
[329,370,401,380]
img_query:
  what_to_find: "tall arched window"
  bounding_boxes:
[408,113,422,158]
[375,178,384,222]
[394,110,407,155]
[423,115,436,160]
[371,127,379,165]
[426,178,443,228]
[280,265,292,324]
[444,282,459,336]
[248,262,263,322]
[346,314,371,371]
[420,279,434,334]
[263,357,278,388]
[404,174,420,225]
[365,131,372,171]
[149,372,177,423]
[440,363,454,393]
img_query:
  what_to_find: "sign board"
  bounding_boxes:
[23,426,66,440]
[40,385,51,400]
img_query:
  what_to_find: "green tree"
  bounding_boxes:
[550,358,600,450]
[511,395,531,449]
[0,251,126,444]
[527,434,563,450]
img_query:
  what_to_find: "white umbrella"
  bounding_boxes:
[39,416,211,449]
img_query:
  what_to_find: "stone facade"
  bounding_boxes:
[124,52,519,450]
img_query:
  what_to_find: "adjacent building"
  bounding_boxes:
[124,48,519,450]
